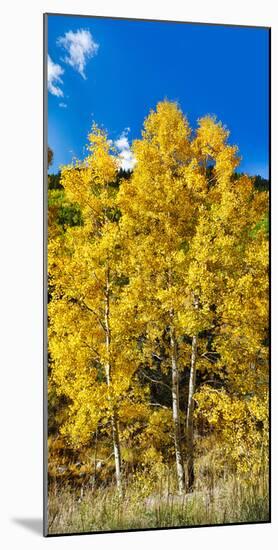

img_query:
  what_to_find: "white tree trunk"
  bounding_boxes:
[170,323,185,494]
[104,268,122,495]
[186,296,198,492]
[111,414,122,494]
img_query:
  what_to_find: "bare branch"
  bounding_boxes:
[81,340,101,360]
[141,371,171,391]
[149,402,168,410]
[200,352,218,364]
[81,300,106,332]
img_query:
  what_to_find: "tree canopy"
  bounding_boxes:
[48,101,269,503]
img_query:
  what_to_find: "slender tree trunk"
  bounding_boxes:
[104,267,122,495]
[111,413,122,494]
[186,297,198,492]
[186,334,197,491]
[93,426,98,487]
[170,322,185,494]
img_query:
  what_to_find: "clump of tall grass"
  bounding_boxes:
[48,461,269,534]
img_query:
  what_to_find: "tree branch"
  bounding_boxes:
[141,371,171,391]
[149,402,169,410]
[81,300,106,332]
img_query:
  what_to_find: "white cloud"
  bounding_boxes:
[57,29,99,79]
[59,102,67,108]
[48,55,64,97]
[115,129,136,172]
[115,135,129,150]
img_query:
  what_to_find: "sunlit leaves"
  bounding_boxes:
[48,102,269,478]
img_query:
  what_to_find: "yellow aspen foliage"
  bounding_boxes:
[49,125,147,492]
[194,385,268,476]
[118,100,268,490]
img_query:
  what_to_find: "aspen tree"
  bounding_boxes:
[118,101,197,493]
[183,116,269,489]
[49,126,126,493]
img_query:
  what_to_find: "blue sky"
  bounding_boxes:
[47,15,269,178]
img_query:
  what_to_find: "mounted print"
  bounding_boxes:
[44,13,270,536]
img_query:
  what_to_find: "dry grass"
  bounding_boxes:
[48,464,269,534]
